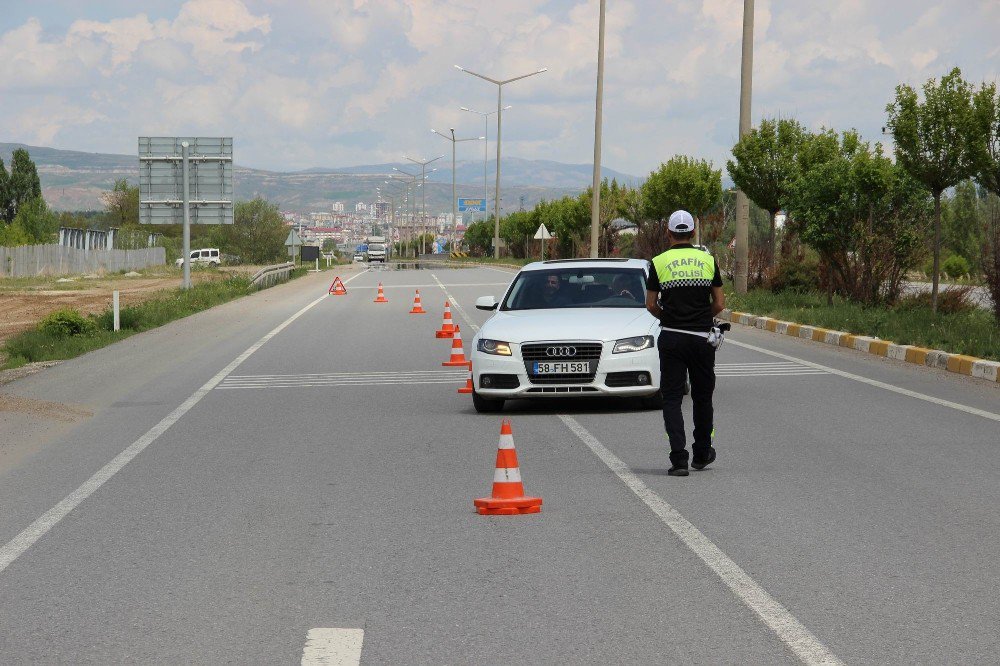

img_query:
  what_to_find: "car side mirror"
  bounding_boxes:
[475,296,498,311]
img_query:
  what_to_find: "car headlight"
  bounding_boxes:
[613,335,653,353]
[477,339,512,356]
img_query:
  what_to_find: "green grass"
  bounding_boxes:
[2,271,305,370]
[725,288,1000,362]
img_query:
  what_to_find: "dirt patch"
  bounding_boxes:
[0,393,93,422]
[0,269,233,346]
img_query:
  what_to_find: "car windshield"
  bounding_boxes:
[501,267,646,310]
[369,244,385,251]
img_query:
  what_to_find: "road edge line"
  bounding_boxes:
[0,270,369,576]
[301,627,364,665]
[557,414,844,666]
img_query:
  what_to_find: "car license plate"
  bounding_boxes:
[532,361,590,375]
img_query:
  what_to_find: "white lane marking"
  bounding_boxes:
[481,266,519,275]
[0,270,370,576]
[717,372,828,377]
[301,628,364,665]
[217,379,464,390]
[350,282,508,289]
[558,415,843,666]
[430,273,482,332]
[728,339,1000,423]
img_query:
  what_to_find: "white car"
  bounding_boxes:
[175,248,220,267]
[470,258,661,413]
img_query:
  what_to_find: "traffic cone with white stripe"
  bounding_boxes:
[474,420,542,515]
[458,361,473,394]
[373,282,388,303]
[409,289,427,314]
[435,301,456,338]
[442,325,468,366]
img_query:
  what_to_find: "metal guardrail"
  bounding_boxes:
[249,262,295,289]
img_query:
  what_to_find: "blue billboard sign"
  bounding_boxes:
[458,198,487,212]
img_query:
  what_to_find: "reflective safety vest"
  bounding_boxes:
[651,246,716,289]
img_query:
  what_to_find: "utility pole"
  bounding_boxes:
[590,0,606,258]
[433,129,483,255]
[404,156,443,256]
[734,0,754,294]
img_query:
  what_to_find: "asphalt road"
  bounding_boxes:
[0,265,998,664]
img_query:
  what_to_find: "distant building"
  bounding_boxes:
[331,202,345,213]
[373,201,391,218]
[310,212,334,225]
[355,202,368,213]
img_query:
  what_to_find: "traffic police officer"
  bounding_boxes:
[645,210,726,476]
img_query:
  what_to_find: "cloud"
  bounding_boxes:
[0,0,998,180]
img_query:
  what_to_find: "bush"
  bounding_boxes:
[898,285,975,315]
[770,254,820,293]
[941,254,971,280]
[37,309,97,337]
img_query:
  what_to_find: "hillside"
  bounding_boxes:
[0,142,638,214]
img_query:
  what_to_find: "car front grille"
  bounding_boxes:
[521,341,602,385]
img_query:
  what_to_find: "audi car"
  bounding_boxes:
[469,258,661,413]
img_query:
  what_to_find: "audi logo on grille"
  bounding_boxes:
[546,346,577,357]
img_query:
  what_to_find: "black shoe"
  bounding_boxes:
[692,449,716,470]
[667,465,689,477]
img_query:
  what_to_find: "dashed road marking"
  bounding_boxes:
[350,282,508,289]
[430,273,484,332]
[728,339,1000,422]
[0,270,370,577]
[558,414,844,666]
[301,628,364,665]
[217,370,467,390]
[716,362,827,378]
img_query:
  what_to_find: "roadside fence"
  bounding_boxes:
[0,244,166,277]
[250,262,296,289]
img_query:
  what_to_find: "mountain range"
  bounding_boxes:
[0,142,640,215]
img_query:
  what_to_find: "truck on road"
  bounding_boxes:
[365,236,387,262]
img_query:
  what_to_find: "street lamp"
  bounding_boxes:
[455,64,547,258]
[433,128,484,254]
[388,172,418,257]
[403,155,444,256]
[460,105,511,221]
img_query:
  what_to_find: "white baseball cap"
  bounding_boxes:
[668,210,695,233]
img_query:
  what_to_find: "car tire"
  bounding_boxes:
[472,390,505,413]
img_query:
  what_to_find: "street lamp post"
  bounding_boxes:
[433,128,484,254]
[389,172,418,257]
[460,105,511,223]
[455,64,547,258]
[590,0,606,258]
[403,156,443,256]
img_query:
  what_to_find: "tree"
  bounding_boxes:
[885,67,978,312]
[321,238,336,253]
[102,178,140,227]
[219,198,288,264]
[5,149,42,224]
[638,156,721,258]
[727,118,807,265]
[641,155,722,222]
[941,179,983,271]
[972,81,1000,320]
[0,158,9,223]
[463,220,493,255]
[11,197,59,243]
[785,132,929,305]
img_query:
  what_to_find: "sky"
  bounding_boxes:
[1,0,998,177]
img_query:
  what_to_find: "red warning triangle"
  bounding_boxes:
[329,277,347,295]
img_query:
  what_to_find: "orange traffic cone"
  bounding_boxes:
[435,301,456,338]
[328,277,347,295]
[474,420,542,515]
[373,283,388,303]
[409,289,427,314]
[442,325,468,366]
[458,361,473,394]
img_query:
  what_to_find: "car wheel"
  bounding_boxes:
[472,390,505,413]
[638,390,663,410]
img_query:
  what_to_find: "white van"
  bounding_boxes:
[175,248,221,267]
